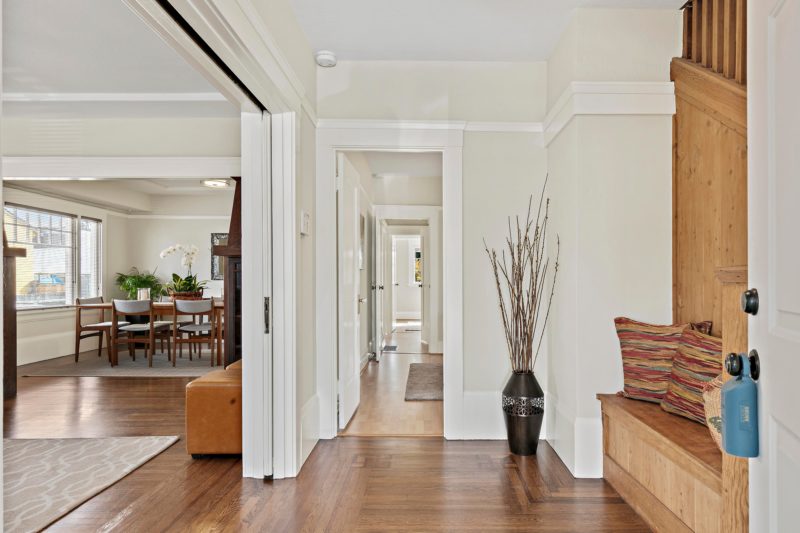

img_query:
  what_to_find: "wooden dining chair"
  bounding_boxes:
[75,296,128,365]
[172,299,216,367]
[111,299,171,367]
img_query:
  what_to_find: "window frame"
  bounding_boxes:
[4,202,104,311]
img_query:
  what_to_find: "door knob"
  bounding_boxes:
[741,288,759,315]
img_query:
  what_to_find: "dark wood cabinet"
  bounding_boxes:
[222,256,242,365]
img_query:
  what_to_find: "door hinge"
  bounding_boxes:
[264,296,271,334]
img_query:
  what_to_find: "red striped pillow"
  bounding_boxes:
[614,318,687,402]
[614,318,713,403]
[661,329,723,424]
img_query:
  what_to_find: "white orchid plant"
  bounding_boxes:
[159,243,207,294]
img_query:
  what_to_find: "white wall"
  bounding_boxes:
[319,61,547,122]
[5,186,233,365]
[546,8,682,110]
[393,236,422,320]
[544,8,679,478]
[372,176,442,206]
[1,117,240,157]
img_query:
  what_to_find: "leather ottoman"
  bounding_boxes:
[185,366,242,456]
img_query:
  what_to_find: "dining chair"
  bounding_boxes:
[75,296,128,365]
[172,299,216,367]
[111,299,171,367]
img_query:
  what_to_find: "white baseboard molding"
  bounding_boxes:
[459,390,550,441]
[299,394,320,470]
[544,398,603,478]
[18,330,98,366]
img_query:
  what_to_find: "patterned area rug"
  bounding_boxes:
[3,436,178,533]
[405,363,443,401]
[20,352,217,378]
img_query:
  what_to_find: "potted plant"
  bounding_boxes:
[160,244,208,300]
[114,268,164,300]
[484,181,559,456]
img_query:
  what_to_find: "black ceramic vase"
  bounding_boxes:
[502,372,545,456]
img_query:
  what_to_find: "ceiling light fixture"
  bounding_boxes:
[202,179,230,189]
[315,50,337,68]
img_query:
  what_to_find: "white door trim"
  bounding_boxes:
[240,111,272,479]
[270,112,298,478]
[316,124,463,440]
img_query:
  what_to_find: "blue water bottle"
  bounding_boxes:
[721,351,760,458]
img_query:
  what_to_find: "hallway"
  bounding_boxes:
[341,323,443,436]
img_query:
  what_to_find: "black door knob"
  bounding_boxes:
[741,288,759,315]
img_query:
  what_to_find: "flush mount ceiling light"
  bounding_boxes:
[202,179,230,189]
[315,50,337,68]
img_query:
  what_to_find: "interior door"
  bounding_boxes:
[749,1,800,530]
[372,216,383,361]
[337,154,360,430]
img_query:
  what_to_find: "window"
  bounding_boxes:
[3,204,102,309]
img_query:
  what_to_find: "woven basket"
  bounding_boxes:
[703,374,724,451]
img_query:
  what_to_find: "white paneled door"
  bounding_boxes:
[749,0,800,530]
[337,154,361,430]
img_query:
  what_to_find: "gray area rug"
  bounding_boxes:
[21,352,217,378]
[405,363,443,401]
[4,436,178,533]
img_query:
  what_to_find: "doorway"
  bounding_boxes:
[333,150,444,437]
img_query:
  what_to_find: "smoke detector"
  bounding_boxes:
[315,50,337,68]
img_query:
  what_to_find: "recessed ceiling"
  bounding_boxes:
[289,0,684,61]
[2,0,237,117]
[358,151,442,179]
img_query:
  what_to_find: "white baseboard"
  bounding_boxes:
[459,390,550,441]
[18,330,98,365]
[544,396,603,478]
[299,394,320,470]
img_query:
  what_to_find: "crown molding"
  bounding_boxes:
[543,81,676,146]
[2,92,229,103]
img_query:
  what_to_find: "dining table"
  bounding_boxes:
[75,300,225,366]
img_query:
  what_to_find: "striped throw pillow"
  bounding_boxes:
[614,318,688,403]
[661,329,723,424]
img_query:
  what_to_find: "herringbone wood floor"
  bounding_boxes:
[5,376,650,532]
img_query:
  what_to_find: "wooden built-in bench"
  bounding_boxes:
[598,394,722,533]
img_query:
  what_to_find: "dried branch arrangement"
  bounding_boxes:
[484,178,559,374]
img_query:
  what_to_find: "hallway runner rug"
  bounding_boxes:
[3,436,178,533]
[405,363,443,401]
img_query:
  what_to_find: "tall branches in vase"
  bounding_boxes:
[485,179,559,374]
[485,177,559,456]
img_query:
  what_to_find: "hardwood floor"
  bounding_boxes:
[341,325,443,436]
[4,376,649,531]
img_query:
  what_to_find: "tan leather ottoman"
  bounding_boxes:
[185,369,242,456]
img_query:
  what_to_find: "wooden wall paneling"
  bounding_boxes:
[683,5,693,59]
[735,0,747,83]
[723,0,737,78]
[711,0,723,72]
[716,267,749,533]
[671,59,747,334]
[692,0,703,62]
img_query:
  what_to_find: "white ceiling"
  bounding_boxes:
[289,0,684,61]
[359,151,442,179]
[2,0,237,117]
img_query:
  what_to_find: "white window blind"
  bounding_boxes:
[3,204,102,309]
